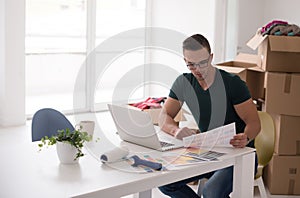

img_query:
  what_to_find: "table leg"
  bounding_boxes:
[133,189,152,198]
[232,151,255,198]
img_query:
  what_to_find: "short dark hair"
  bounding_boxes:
[182,34,211,54]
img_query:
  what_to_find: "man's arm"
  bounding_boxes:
[230,98,261,148]
[159,97,197,140]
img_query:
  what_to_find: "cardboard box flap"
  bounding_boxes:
[246,33,268,50]
[216,60,256,69]
[215,65,246,73]
[247,33,300,52]
[216,53,259,69]
[247,66,264,72]
[234,53,259,64]
[269,35,300,52]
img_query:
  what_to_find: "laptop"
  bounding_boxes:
[107,104,183,151]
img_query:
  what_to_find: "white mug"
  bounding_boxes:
[76,120,95,137]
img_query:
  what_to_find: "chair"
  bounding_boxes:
[197,111,275,198]
[253,111,275,197]
[31,108,75,141]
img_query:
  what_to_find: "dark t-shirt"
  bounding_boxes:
[169,68,254,147]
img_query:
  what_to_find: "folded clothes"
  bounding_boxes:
[130,97,166,110]
[261,19,288,35]
[263,24,288,36]
[261,20,300,36]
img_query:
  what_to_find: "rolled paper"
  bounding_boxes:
[100,146,129,163]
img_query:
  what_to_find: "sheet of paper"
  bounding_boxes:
[183,123,236,148]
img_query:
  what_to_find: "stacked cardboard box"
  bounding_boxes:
[247,34,300,195]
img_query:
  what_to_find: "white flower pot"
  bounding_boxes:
[56,142,79,164]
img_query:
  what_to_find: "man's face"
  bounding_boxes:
[183,48,212,81]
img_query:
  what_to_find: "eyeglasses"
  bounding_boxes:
[186,56,210,70]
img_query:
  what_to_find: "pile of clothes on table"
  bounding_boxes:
[129,97,166,110]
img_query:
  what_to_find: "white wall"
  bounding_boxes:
[0,0,25,126]
[148,0,216,96]
[263,0,300,25]
[235,0,264,56]
[150,0,216,43]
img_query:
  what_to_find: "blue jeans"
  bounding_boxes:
[158,154,258,198]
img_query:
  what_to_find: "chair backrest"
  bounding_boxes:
[31,108,74,141]
[254,111,275,176]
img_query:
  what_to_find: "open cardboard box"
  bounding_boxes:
[247,34,300,72]
[216,53,265,100]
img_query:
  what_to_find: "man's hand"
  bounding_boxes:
[174,127,198,140]
[230,133,248,148]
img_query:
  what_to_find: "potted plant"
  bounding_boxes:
[38,128,93,164]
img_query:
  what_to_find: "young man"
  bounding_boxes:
[158,34,261,198]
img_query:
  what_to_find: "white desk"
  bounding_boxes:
[0,121,255,198]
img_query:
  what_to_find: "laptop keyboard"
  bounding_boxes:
[160,141,174,147]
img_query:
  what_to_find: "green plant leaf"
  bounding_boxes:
[37,127,93,161]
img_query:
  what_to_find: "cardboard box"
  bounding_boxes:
[128,105,186,125]
[144,108,185,124]
[247,34,300,72]
[271,114,300,155]
[216,53,265,100]
[265,72,300,116]
[264,154,300,195]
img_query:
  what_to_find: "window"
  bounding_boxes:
[25,0,146,116]
[94,0,146,107]
[26,0,87,115]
